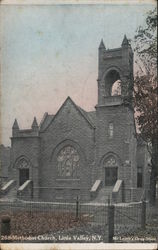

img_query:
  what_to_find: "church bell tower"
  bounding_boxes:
[95,36,137,192]
[97,35,134,106]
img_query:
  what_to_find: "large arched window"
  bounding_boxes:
[57,146,80,178]
[104,69,122,96]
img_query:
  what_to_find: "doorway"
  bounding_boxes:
[105,167,117,186]
[19,168,29,186]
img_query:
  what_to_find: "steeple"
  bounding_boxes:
[12,118,19,136]
[12,119,19,130]
[121,34,130,47]
[31,117,38,130]
[99,39,106,50]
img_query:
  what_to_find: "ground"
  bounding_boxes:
[0,200,157,243]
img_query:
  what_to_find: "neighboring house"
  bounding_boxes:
[1,36,150,203]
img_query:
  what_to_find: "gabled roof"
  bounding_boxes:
[40,97,96,132]
[77,106,96,127]
[87,111,96,125]
[40,113,54,131]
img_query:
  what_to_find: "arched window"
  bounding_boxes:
[57,146,80,178]
[104,156,117,168]
[104,69,122,96]
[108,123,114,138]
[17,158,30,169]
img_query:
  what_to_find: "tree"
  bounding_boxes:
[134,7,157,205]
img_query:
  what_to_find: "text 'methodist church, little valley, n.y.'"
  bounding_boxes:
[1,36,151,203]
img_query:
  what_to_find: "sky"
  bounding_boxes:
[0,1,156,146]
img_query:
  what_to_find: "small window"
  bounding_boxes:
[137,166,143,188]
[108,123,114,138]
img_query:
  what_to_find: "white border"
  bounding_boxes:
[0,243,158,250]
[0,1,157,250]
[0,0,156,5]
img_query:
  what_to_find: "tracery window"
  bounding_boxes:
[104,156,117,167]
[57,146,80,178]
[16,158,30,169]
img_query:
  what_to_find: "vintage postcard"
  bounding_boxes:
[0,0,157,250]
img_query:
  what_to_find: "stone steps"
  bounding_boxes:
[93,187,113,203]
[1,185,17,201]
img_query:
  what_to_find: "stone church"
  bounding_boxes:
[1,36,150,203]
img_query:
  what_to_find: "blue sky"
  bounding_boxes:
[0,2,156,146]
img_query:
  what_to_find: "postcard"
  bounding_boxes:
[0,0,157,250]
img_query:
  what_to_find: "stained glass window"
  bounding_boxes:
[57,146,80,178]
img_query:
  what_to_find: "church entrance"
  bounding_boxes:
[19,168,29,186]
[103,155,119,186]
[105,167,117,186]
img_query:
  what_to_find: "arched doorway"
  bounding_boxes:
[104,156,118,186]
[16,158,30,186]
[19,168,29,186]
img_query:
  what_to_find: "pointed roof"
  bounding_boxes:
[40,113,54,131]
[12,119,19,129]
[121,35,129,46]
[31,117,38,128]
[40,97,96,132]
[99,39,106,49]
[58,97,96,128]
[77,106,96,127]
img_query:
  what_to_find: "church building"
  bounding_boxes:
[1,36,150,203]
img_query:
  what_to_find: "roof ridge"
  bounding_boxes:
[40,97,95,132]
[77,105,96,128]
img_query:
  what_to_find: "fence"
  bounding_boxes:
[114,202,142,235]
[0,199,109,243]
[0,198,147,243]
